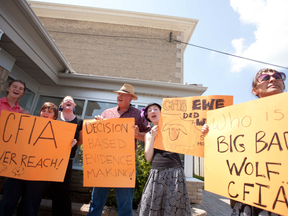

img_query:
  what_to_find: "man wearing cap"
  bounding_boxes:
[87,84,150,216]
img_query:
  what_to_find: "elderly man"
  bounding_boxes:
[87,84,150,216]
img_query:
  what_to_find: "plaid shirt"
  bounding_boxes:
[102,105,150,148]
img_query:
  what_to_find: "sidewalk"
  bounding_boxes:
[194,190,232,216]
[38,200,207,216]
[37,189,231,216]
[8,190,232,216]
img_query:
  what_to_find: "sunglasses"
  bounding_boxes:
[257,72,286,83]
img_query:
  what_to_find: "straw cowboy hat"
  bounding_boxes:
[114,84,138,100]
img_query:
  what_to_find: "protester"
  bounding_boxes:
[87,84,150,216]
[136,102,192,216]
[0,79,29,204]
[202,68,284,216]
[0,102,77,216]
[0,79,29,115]
[0,79,31,216]
[51,96,83,216]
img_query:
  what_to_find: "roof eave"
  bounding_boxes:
[16,0,75,73]
[58,73,207,97]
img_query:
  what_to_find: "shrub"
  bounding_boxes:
[193,174,204,181]
[133,141,151,208]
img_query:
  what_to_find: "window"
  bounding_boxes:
[84,100,117,119]
[0,77,35,112]
[138,105,145,111]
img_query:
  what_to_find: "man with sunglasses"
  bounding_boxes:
[231,68,285,215]
[252,68,286,98]
[203,68,285,216]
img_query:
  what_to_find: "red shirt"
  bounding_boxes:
[0,97,21,116]
[101,105,150,149]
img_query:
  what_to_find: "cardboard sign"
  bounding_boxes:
[154,96,233,157]
[205,92,288,215]
[83,118,135,188]
[0,111,76,182]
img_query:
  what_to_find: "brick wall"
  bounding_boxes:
[0,65,10,94]
[39,17,183,83]
[187,181,204,204]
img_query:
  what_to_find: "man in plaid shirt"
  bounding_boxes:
[87,84,150,216]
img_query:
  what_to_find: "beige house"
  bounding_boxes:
[0,0,206,205]
[30,1,198,84]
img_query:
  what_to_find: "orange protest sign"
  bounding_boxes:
[205,92,288,215]
[83,118,135,188]
[154,96,233,157]
[0,111,76,182]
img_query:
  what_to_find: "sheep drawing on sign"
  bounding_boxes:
[162,120,187,141]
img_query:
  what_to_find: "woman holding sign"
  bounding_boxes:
[0,79,29,115]
[0,79,30,216]
[136,103,192,216]
[0,102,77,216]
[202,68,285,216]
[51,96,83,216]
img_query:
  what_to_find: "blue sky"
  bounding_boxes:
[29,0,288,105]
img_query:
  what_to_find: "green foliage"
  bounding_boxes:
[193,174,204,181]
[133,141,151,208]
[106,188,117,207]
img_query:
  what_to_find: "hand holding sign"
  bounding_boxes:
[154,95,233,157]
[0,111,76,182]
[83,118,135,188]
[205,92,288,215]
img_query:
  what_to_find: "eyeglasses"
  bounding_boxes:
[63,98,74,103]
[257,72,286,83]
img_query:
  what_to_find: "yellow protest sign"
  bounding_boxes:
[0,111,76,182]
[83,118,135,188]
[205,92,288,215]
[154,96,233,157]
